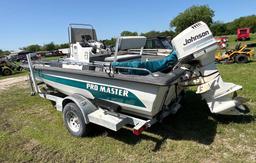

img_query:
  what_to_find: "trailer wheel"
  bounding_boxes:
[2,68,12,76]
[235,54,248,63]
[63,102,90,137]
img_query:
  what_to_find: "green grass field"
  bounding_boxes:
[0,71,27,80]
[0,61,255,162]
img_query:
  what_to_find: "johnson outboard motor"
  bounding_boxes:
[172,21,249,115]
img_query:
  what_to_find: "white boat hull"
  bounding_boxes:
[35,69,180,119]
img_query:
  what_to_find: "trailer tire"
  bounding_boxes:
[63,102,90,137]
[235,54,248,63]
[2,68,12,76]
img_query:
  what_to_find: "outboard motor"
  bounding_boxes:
[172,21,249,115]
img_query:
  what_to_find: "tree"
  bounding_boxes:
[170,5,214,33]
[23,44,41,52]
[141,31,161,38]
[209,15,256,35]
[159,30,176,38]
[21,42,69,52]
[141,30,175,39]
[42,42,56,51]
[120,31,138,36]
[0,49,10,57]
[58,43,69,49]
[210,21,227,36]
[102,38,116,46]
[226,15,256,34]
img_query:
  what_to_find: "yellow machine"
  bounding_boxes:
[215,43,254,63]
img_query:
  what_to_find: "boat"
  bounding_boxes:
[25,22,249,137]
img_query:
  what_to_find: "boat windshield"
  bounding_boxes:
[161,39,173,49]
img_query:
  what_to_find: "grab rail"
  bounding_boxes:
[113,66,153,76]
[29,59,155,77]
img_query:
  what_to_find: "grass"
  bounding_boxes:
[217,33,256,53]
[0,71,27,80]
[229,33,256,47]
[0,62,255,162]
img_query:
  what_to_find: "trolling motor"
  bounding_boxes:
[172,21,249,115]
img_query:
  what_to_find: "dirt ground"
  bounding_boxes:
[0,76,28,91]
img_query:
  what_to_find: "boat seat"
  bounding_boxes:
[111,51,178,75]
[104,54,141,62]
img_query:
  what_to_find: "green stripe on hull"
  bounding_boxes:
[36,71,146,108]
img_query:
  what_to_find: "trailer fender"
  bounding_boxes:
[62,94,98,124]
